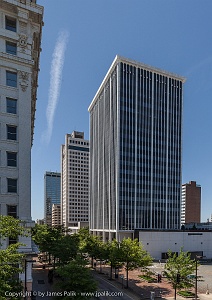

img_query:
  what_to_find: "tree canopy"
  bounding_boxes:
[119,238,152,288]
[163,249,197,300]
[0,216,27,299]
[55,255,97,300]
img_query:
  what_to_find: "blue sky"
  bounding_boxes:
[33,0,212,222]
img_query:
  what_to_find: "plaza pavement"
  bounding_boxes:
[31,258,212,300]
[94,261,212,299]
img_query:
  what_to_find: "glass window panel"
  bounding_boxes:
[7,125,17,140]
[7,178,17,193]
[5,16,16,32]
[7,205,17,217]
[7,152,17,167]
[6,41,17,55]
[6,98,17,114]
[6,71,17,87]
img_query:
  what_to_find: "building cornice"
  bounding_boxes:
[1,0,44,18]
[0,52,34,66]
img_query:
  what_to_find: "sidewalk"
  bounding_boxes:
[32,258,54,299]
[92,265,212,300]
[166,296,212,300]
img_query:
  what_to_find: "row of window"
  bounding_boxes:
[69,140,89,146]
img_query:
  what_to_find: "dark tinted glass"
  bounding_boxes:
[7,125,17,140]
[5,17,16,32]
[7,178,17,193]
[6,41,17,55]
[6,71,17,87]
[7,98,17,114]
[7,152,17,167]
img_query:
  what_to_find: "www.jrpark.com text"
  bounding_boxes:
[5,290,124,298]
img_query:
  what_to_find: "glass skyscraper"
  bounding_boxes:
[89,56,185,240]
[44,171,61,225]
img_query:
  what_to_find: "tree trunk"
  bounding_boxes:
[174,286,177,300]
[53,256,56,270]
[91,256,94,268]
[100,260,102,273]
[110,264,113,280]
[126,263,129,288]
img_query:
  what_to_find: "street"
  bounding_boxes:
[92,272,139,300]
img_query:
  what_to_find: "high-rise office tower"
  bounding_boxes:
[61,131,89,233]
[181,181,201,225]
[0,0,43,290]
[44,171,61,226]
[89,56,185,241]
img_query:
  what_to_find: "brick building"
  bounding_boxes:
[181,181,201,224]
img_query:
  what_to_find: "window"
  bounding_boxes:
[7,98,17,114]
[7,125,17,140]
[7,205,17,217]
[6,41,17,55]
[7,152,17,167]
[5,16,16,32]
[7,178,17,193]
[6,98,17,114]
[6,71,17,87]
[9,237,17,245]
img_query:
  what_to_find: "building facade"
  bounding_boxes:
[181,181,201,225]
[44,171,61,226]
[0,0,43,290]
[61,131,89,233]
[89,56,185,241]
[52,204,61,227]
[137,230,212,260]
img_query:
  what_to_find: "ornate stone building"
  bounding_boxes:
[0,0,43,291]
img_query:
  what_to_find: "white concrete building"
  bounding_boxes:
[137,230,212,260]
[61,131,89,233]
[0,0,43,291]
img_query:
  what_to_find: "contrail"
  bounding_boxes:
[43,30,69,144]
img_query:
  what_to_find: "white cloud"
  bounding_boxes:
[43,30,69,144]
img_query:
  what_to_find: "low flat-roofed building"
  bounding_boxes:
[136,230,212,260]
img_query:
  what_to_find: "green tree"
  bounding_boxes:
[119,238,152,288]
[163,249,197,300]
[0,244,24,298]
[0,216,27,299]
[94,239,109,274]
[54,255,97,300]
[31,224,70,266]
[78,228,101,268]
[106,239,121,280]
[53,234,79,266]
